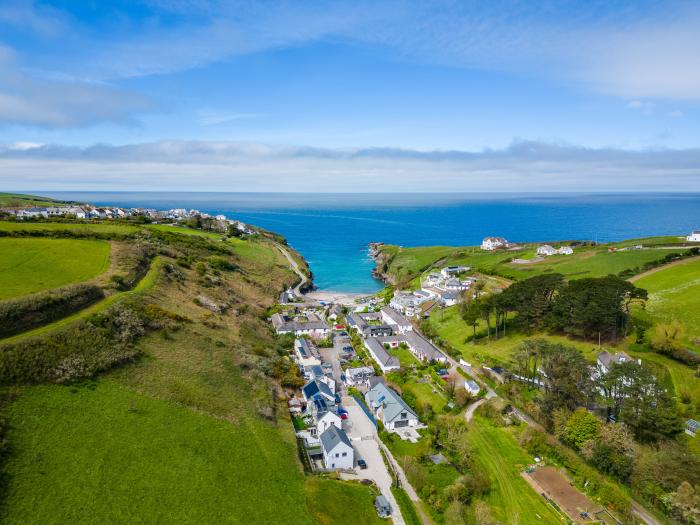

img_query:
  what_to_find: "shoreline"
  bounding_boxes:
[304,290,372,305]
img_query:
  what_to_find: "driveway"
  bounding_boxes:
[342,397,405,525]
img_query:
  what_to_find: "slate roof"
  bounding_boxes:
[364,338,400,369]
[365,382,418,424]
[302,379,334,402]
[380,306,411,327]
[598,351,633,369]
[320,425,352,453]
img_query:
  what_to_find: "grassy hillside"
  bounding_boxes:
[468,417,562,525]
[3,382,314,525]
[376,237,694,287]
[0,238,111,299]
[0,218,361,524]
[0,192,66,208]
[633,257,700,344]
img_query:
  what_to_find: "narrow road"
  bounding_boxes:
[631,501,662,525]
[464,398,486,422]
[628,254,700,282]
[276,244,308,297]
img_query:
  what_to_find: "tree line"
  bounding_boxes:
[460,273,647,341]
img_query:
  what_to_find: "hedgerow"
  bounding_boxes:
[0,284,104,338]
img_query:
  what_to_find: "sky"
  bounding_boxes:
[0,0,699,192]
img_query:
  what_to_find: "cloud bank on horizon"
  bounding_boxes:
[0,0,698,191]
[1,140,698,192]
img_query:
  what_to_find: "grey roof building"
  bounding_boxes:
[320,426,354,470]
[364,338,400,373]
[365,382,419,430]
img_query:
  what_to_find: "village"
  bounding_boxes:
[270,233,700,524]
[0,202,256,235]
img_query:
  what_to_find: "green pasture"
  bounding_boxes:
[0,237,111,300]
[0,221,139,235]
[305,478,383,525]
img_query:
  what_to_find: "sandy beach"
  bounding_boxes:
[304,290,371,305]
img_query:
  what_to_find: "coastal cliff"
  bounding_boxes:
[368,242,396,285]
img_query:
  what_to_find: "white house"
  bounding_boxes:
[380,306,413,333]
[440,266,469,278]
[465,380,481,396]
[688,231,700,242]
[343,366,374,387]
[317,411,342,435]
[364,338,400,373]
[294,338,321,368]
[365,383,419,431]
[481,236,508,251]
[597,351,637,375]
[320,426,354,470]
[19,206,49,218]
[537,244,557,256]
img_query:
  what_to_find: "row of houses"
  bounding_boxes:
[348,305,447,372]
[536,244,574,256]
[271,311,331,339]
[4,204,254,234]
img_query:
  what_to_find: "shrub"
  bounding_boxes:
[0,283,104,338]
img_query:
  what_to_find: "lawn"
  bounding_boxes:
[467,417,563,525]
[0,221,139,235]
[380,240,677,285]
[146,223,225,239]
[305,478,383,525]
[632,256,700,344]
[1,382,316,525]
[0,237,111,300]
[390,345,422,367]
[427,305,601,365]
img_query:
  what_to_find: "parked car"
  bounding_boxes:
[358,459,368,469]
[340,413,348,420]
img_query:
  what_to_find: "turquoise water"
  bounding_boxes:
[43,192,700,293]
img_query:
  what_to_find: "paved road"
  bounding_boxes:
[342,398,405,525]
[276,244,309,297]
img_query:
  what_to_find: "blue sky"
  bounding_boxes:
[0,0,698,191]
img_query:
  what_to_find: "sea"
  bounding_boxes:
[40,192,700,294]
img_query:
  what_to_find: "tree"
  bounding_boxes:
[498,273,565,330]
[538,342,595,418]
[563,408,600,449]
[459,299,480,339]
[550,276,647,340]
[512,338,551,389]
[652,320,686,354]
[584,422,637,482]
[615,363,682,441]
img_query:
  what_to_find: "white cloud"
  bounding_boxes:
[0,140,697,192]
[0,49,152,128]
[51,1,698,103]
[196,110,261,126]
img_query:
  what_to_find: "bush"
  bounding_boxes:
[0,283,104,338]
[0,302,166,384]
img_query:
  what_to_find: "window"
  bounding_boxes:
[335,453,339,458]
[342,452,347,457]
[401,412,407,418]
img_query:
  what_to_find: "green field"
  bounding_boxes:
[633,257,700,343]
[2,382,316,525]
[146,223,226,239]
[468,417,563,524]
[0,192,65,207]
[0,221,139,235]
[305,478,383,525]
[2,257,163,343]
[0,238,111,300]
[379,240,683,286]
[427,305,601,365]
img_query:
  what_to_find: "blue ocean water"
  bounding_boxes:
[40,192,700,293]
